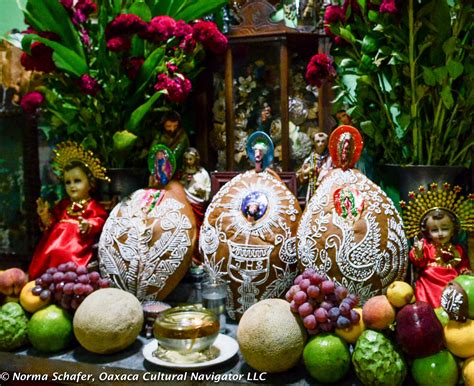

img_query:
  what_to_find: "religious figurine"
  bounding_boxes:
[256,103,273,134]
[336,109,354,126]
[148,144,176,188]
[401,183,473,308]
[29,141,109,279]
[296,131,333,203]
[150,111,189,168]
[297,125,408,303]
[246,131,274,173]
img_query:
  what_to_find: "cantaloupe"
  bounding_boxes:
[73,288,143,354]
[237,298,307,373]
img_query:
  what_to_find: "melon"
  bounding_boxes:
[237,298,307,373]
[73,288,143,354]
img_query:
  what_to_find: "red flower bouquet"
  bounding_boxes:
[13,0,227,167]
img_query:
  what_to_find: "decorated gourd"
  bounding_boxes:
[98,146,196,302]
[200,132,301,320]
[297,126,408,303]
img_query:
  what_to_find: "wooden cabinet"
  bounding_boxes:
[207,0,330,172]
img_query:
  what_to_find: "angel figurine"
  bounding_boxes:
[29,142,109,279]
[401,184,473,308]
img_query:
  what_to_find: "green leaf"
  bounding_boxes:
[338,27,356,43]
[25,0,84,59]
[361,35,379,54]
[360,120,375,138]
[113,130,138,151]
[339,58,357,68]
[440,86,454,108]
[447,60,463,80]
[422,66,436,86]
[22,34,88,77]
[433,66,448,84]
[356,0,367,14]
[442,37,457,56]
[129,1,152,22]
[368,10,378,22]
[126,90,165,132]
[174,0,228,22]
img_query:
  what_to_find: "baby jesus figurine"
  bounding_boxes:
[402,184,473,308]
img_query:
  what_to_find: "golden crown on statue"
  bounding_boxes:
[400,182,474,239]
[52,141,110,182]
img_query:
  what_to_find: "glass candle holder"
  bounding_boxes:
[201,279,228,333]
[142,301,171,339]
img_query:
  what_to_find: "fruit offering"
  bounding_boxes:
[353,329,407,386]
[31,262,110,311]
[0,302,29,351]
[285,268,360,334]
[0,268,27,296]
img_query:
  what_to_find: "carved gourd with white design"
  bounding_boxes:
[200,170,302,320]
[98,181,196,302]
[296,126,409,304]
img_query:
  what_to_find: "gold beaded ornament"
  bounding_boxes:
[51,141,110,182]
[400,182,474,239]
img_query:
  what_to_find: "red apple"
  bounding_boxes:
[395,301,444,358]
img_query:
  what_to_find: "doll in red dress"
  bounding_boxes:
[29,142,109,279]
[402,183,473,308]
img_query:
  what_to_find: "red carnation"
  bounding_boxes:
[154,73,192,103]
[78,74,101,96]
[20,91,44,114]
[174,20,192,38]
[105,14,147,40]
[192,21,228,54]
[20,42,56,73]
[72,0,97,25]
[60,0,73,9]
[305,53,336,88]
[141,16,176,42]
[166,62,178,74]
[124,57,145,79]
[106,36,131,52]
[179,34,196,53]
[380,0,398,14]
[324,5,345,36]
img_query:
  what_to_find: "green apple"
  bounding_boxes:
[411,350,458,386]
[453,275,474,319]
[434,307,449,327]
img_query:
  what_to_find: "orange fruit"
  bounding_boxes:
[19,281,50,313]
[462,356,474,386]
[444,319,474,358]
[335,307,365,344]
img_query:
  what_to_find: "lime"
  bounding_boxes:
[27,304,73,352]
[411,350,458,386]
[303,333,351,383]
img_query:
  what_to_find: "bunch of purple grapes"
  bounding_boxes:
[286,269,360,335]
[32,262,111,310]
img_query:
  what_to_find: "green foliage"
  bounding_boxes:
[12,0,227,167]
[329,0,473,166]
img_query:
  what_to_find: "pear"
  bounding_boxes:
[387,281,414,308]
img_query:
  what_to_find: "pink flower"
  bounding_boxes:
[20,91,44,114]
[305,54,336,88]
[124,57,145,79]
[20,42,56,73]
[60,0,73,9]
[141,16,176,42]
[179,34,196,53]
[73,0,97,24]
[105,14,147,40]
[106,36,131,52]
[174,20,192,38]
[324,5,346,38]
[154,73,192,103]
[78,74,101,96]
[166,62,178,74]
[380,0,398,14]
[192,21,228,54]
